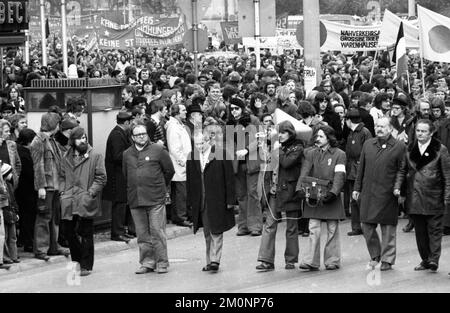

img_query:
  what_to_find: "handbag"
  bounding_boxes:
[298,176,331,208]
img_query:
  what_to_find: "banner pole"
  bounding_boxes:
[192,0,199,77]
[254,0,261,70]
[369,49,379,83]
[418,9,426,96]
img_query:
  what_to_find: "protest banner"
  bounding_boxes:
[221,21,241,45]
[319,20,381,52]
[97,15,186,49]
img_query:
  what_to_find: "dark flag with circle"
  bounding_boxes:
[393,22,408,92]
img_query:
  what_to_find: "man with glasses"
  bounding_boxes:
[123,124,175,274]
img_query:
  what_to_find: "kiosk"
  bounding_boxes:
[24,78,124,226]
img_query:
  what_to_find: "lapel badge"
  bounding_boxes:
[424,152,429,157]
[145,156,150,161]
[328,158,332,166]
[382,144,386,149]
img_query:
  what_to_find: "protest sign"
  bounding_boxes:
[221,21,241,45]
[304,66,317,96]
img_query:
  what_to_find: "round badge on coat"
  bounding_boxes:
[352,140,355,144]
[382,144,386,149]
[145,156,150,161]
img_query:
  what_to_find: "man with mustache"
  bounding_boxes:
[353,117,406,271]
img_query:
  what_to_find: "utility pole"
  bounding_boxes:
[192,0,199,77]
[303,0,321,85]
[254,0,261,70]
[61,0,69,76]
[40,0,47,66]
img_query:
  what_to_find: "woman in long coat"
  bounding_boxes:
[186,131,235,272]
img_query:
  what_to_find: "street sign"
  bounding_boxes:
[183,28,208,52]
[0,0,29,32]
[304,66,318,96]
[296,21,327,47]
[238,0,276,37]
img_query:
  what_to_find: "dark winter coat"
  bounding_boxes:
[345,123,372,181]
[436,119,450,152]
[395,138,450,215]
[296,146,346,220]
[59,146,107,219]
[15,145,37,216]
[354,135,406,225]
[276,139,304,212]
[122,142,175,209]
[103,125,131,202]
[358,107,375,137]
[186,145,236,235]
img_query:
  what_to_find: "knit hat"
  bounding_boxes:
[229,97,246,110]
[60,118,78,131]
[1,163,12,179]
[69,126,85,146]
[40,112,61,132]
[278,120,296,137]
[187,103,203,116]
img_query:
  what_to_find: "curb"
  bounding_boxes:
[0,225,193,278]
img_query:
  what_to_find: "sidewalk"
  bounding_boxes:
[0,224,193,278]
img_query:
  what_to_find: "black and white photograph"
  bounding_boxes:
[1,0,450,301]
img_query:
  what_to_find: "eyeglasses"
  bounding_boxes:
[323,85,331,88]
[132,133,148,138]
[230,106,241,111]
[391,106,402,110]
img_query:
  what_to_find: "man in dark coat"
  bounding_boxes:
[357,93,375,137]
[344,109,372,236]
[104,111,133,242]
[353,116,406,271]
[186,131,236,272]
[395,120,450,272]
[435,114,450,236]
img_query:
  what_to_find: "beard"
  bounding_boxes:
[75,142,89,154]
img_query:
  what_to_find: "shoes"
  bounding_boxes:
[302,232,310,237]
[429,261,438,272]
[3,259,13,264]
[285,263,295,270]
[202,264,212,271]
[347,229,363,236]
[402,223,414,233]
[325,264,340,270]
[135,266,154,274]
[298,230,304,236]
[123,233,135,239]
[256,262,274,272]
[414,263,430,271]
[35,254,50,261]
[12,259,20,264]
[156,267,168,274]
[236,230,251,236]
[58,239,70,248]
[380,262,392,271]
[111,235,130,243]
[209,262,219,272]
[299,263,319,271]
[251,230,262,237]
[345,211,351,218]
[0,263,11,270]
[176,220,193,227]
[47,249,70,257]
[80,269,91,277]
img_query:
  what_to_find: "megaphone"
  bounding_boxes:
[273,109,312,142]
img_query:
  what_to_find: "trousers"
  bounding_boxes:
[257,196,299,265]
[64,216,94,271]
[34,190,61,256]
[131,204,168,270]
[362,223,397,264]
[410,214,443,265]
[236,164,262,233]
[302,219,341,268]
[201,209,223,265]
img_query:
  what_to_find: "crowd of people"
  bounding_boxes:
[1,42,450,278]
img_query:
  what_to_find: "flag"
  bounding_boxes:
[393,22,408,87]
[418,5,450,62]
[45,18,50,39]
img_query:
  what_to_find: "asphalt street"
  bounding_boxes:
[1,218,449,293]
